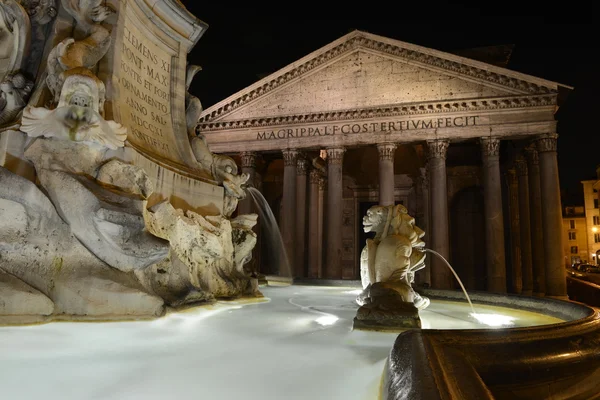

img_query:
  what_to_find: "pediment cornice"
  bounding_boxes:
[198,93,556,132]
[199,31,563,124]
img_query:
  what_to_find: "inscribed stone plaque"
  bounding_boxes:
[110,1,184,164]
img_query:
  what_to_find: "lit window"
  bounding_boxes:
[570,220,575,229]
[571,246,578,254]
[569,232,577,241]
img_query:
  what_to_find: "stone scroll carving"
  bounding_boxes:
[354,204,430,330]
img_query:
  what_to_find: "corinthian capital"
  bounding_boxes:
[426,139,449,160]
[535,133,558,153]
[282,149,299,166]
[297,157,309,176]
[326,147,345,165]
[377,143,397,161]
[240,151,257,169]
[480,137,501,157]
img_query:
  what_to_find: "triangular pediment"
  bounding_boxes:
[199,30,564,124]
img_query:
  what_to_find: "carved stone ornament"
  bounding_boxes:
[296,157,309,175]
[326,147,345,165]
[240,151,256,169]
[0,1,30,81]
[0,72,34,126]
[185,65,203,136]
[426,139,449,160]
[535,133,558,153]
[480,137,501,158]
[21,67,127,149]
[282,149,299,166]
[524,144,539,166]
[355,204,429,331]
[46,0,116,104]
[377,143,397,161]
[515,156,528,176]
[309,169,321,184]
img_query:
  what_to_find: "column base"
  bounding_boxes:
[545,295,570,301]
[520,290,533,296]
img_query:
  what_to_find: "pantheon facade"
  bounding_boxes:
[198,31,572,298]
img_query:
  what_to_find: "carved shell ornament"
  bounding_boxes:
[21,68,127,149]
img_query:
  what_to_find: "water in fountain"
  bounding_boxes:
[246,187,292,281]
[424,248,516,326]
[424,248,475,314]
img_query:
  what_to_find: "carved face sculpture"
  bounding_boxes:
[390,205,425,248]
[21,67,126,150]
[362,206,388,234]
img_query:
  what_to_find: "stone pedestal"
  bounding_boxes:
[515,156,533,295]
[525,145,546,296]
[281,149,299,274]
[295,158,308,277]
[427,140,452,289]
[377,143,396,206]
[480,137,507,293]
[308,169,320,278]
[536,134,567,298]
[325,147,345,279]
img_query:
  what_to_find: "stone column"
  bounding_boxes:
[377,143,397,206]
[515,156,534,296]
[535,134,567,298]
[524,145,546,296]
[325,147,345,279]
[281,149,299,275]
[426,140,452,289]
[238,151,257,216]
[415,167,431,287]
[308,169,321,278]
[295,157,309,277]
[506,168,522,294]
[317,176,326,278]
[480,137,507,293]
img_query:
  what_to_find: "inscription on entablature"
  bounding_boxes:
[256,116,479,140]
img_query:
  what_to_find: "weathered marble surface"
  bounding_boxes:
[355,204,429,330]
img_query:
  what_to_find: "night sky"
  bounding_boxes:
[181,2,597,206]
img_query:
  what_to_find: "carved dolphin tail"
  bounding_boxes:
[186,65,203,90]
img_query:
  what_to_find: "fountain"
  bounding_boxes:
[246,186,293,283]
[1,1,599,399]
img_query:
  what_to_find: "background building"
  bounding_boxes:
[562,180,600,266]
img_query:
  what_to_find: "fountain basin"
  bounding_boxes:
[385,288,600,400]
[2,285,593,399]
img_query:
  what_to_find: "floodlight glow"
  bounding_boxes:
[470,313,516,327]
[315,315,339,326]
[343,289,363,295]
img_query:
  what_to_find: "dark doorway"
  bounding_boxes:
[449,187,486,291]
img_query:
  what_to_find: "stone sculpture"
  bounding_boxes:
[0,0,260,325]
[185,64,203,136]
[354,204,429,330]
[190,134,250,217]
[138,201,260,306]
[46,0,114,104]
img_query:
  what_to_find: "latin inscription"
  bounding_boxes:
[116,9,176,159]
[256,116,480,140]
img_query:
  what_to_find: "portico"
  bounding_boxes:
[198,30,571,297]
